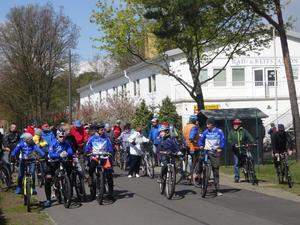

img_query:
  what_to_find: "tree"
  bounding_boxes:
[92,0,271,110]
[239,0,300,162]
[0,4,79,125]
[158,97,182,137]
[131,100,153,131]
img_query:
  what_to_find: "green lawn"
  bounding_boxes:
[0,189,52,225]
[220,160,300,195]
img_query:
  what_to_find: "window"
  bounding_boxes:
[113,86,117,95]
[199,69,208,87]
[254,70,263,86]
[134,79,140,96]
[148,75,156,92]
[121,84,127,96]
[293,67,298,80]
[267,70,277,86]
[232,68,245,86]
[213,69,226,86]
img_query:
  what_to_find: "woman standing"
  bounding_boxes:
[127,127,149,178]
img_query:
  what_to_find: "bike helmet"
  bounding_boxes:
[232,118,242,125]
[56,128,66,137]
[22,133,33,141]
[159,124,170,132]
[189,115,198,124]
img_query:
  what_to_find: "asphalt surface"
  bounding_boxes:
[37,168,300,225]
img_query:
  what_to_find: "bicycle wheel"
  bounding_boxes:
[26,178,31,212]
[159,172,166,195]
[201,165,210,198]
[165,166,176,199]
[0,165,11,189]
[54,180,62,204]
[191,161,201,187]
[62,176,72,208]
[139,158,147,177]
[247,160,257,185]
[276,163,282,184]
[284,163,293,188]
[96,171,105,205]
[146,155,155,179]
[75,172,86,202]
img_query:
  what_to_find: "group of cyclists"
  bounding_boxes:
[0,114,296,208]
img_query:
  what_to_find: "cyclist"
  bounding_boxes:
[43,128,74,207]
[112,120,122,140]
[11,133,45,195]
[70,120,89,154]
[198,117,225,197]
[157,124,180,182]
[41,123,56,147]
[227,118,254,183]
[271,124,293,174]
[84,123,114,200]
[127,127,149,178]
[148,118,161,165]
[183,115,200,174]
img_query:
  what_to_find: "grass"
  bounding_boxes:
[220,160,300,195]
[0,189,53,225]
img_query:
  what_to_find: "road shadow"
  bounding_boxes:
[114,189,134,200]
[173,189,197,200]
[221,188,241,194]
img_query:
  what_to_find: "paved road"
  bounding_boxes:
[38,169,300,225]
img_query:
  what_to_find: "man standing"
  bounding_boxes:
[70,120,89,154]
[227,118,254,183]
[3,123,20,165]
[199,117,225,196]
[148,118,161,165]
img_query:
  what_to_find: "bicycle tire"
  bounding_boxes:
[140,159,147,177]
[284,162,293,188]
[159,172,166,195]
[247,160,257,185]
[277,163,282,184]
[191,160,201,187]
[0,164,11,189]
[96,171,105,205]
[201,165,210,198]
[26,178,31,212]
[76,173,86,202]
[165,166,176,199]
[146,155,155,179]
[62,176,72,208]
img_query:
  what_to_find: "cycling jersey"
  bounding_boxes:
[48,140,73,159]
[11,141,45,159]
[199,127,225,151]
[85,135,113,155]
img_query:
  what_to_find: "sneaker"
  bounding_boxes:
[15,186,22,195]
[234,179,239,183]
[43,200,51,208]
[156,178,162,183]
[135,174,140,178]
[216,191,223,197]
[128,175,132,178]
[32,189,37,195]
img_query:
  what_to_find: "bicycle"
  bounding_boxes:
[0,159,11,190]
[120,143,129,171]
[36,158,45,188]
[198,149,212,198]
[50,157,72,208]
[140,143,155,178]
[275,152,293,188]
[22,159,35,212]
[113,140,122,167]
[88,151,113,205]
[235,144,258,185]
[159,151,177,199]
[70,156,86,202]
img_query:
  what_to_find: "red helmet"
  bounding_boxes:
[232,118,242,125]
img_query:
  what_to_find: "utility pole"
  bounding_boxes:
[68,49,72,124]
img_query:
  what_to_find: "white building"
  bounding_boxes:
[77,31,300,129]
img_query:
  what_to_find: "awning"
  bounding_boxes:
[198,107,268,120]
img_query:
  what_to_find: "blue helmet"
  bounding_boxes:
[189,115,198,123]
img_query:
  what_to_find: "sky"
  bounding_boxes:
[0,0,300,61]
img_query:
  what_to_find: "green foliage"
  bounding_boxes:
[131,99,153,132]
[158,96,182,137]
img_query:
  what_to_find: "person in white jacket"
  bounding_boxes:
[127,127,149,178]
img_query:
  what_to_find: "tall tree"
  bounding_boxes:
[92,0,271,110]
[239,0,300,161]
[0,4,79,125]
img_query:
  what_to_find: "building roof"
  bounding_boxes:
[77,30,300,94]
[199,108,268,120]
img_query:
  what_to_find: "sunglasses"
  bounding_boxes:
[58,136,65,139]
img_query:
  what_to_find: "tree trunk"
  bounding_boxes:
[275,0,300,162]
[192,82,205,112]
